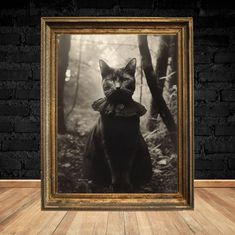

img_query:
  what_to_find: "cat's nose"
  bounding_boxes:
[115,82,121,89]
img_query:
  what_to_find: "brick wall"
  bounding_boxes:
[0,0,234,179]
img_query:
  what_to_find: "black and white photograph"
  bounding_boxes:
[57,34,178,194]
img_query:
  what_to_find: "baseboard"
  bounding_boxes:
[0,179,235,188]
[0,180,40,188]
[194,180,235,188]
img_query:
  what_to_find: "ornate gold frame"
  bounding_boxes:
[41,17,194,210]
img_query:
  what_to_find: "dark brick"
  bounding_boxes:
[14,90,28,99]
[15,121,39,133]
[214,52,235,64]
[0,16,14,26]
[15,15,40,27]
[198,71,235,82]
[25,34,40,46]
[70,0,115,8]
[215,125,235,136]
[0,51,8,62]
[195,137,202,153]
[195,124,212,136]
[29,88,40,99]
[0,89,13,99]
[30,101,40,117]
[195,171,207,179]
[152,0,196,9]
[228,158,235,170]
[15,88,40,100]
[205,140,235,153]
[8,50,39,63]
[195,35,229,47]
[195,50,212,64]
[0,2,28,8]
[195,89,217,101]
[195,159,225,170]
[25,158,40,170]
[224,171,235,179]
[0,154,21,169]
[120,0,153,8]
[32,68,40,80]
[22,169,40,178]
[0,104,29,116]
[0,121,12,132]
[194,16,235,28]
[201,1,235,9]
[2,140,38,151]
[195,170,227,179]
[0,70,31,81]
[0,33,20,45]
[221,90,235,101]
[195,103,229,117]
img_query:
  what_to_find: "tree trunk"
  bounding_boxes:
[65,36,82,119]
[138,35,177,149]
[58,35,71,134]
[168,35,177,88]
[148,36,170,131]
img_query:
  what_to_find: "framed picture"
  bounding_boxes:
[41,17,194,210]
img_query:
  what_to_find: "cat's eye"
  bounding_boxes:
[122,76,132,81]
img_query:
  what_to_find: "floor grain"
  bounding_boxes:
[0,188,235,234]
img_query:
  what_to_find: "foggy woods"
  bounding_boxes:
[57,34,178,193]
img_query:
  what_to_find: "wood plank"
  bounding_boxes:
[52,212,76,234]
[0,200,41,233]
[0,188,10,193]
[37,211,67,235]
[78,212,101,235]
[207,188,235,202]
[0,180,40,188]
[0,199,65,234]
[166,211,194,234]
[106,212,125,235]
[136,212,153,235]
[62,211,108,235]
[0,188,235,234]
[179,189,222,234]
[197,188,235,223]
[0,188,39,224]
[147,211,181,235]
[194,180,235,188]
[195,190,235,234]
[124,212,140,235]
[0,195,39,232]
[179,209,217,235]
[92,211,109,235]
[64,212,91,234]
[0,188,18,202]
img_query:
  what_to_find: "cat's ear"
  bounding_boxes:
[99,59,112,77]
[124,58,136,76]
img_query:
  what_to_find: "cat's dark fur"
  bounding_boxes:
[83,58,152,193]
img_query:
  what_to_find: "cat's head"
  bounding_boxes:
[99,58,136,104]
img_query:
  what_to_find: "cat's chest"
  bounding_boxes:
[100,115,139,138]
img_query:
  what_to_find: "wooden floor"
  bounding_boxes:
[0,188,235,234]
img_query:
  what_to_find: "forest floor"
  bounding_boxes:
[58,107,177,193]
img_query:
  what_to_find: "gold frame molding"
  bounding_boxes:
[41,17,194,210]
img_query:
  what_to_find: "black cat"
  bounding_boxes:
[83,58,152,193]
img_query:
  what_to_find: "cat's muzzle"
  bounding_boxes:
[107,89,133,104]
